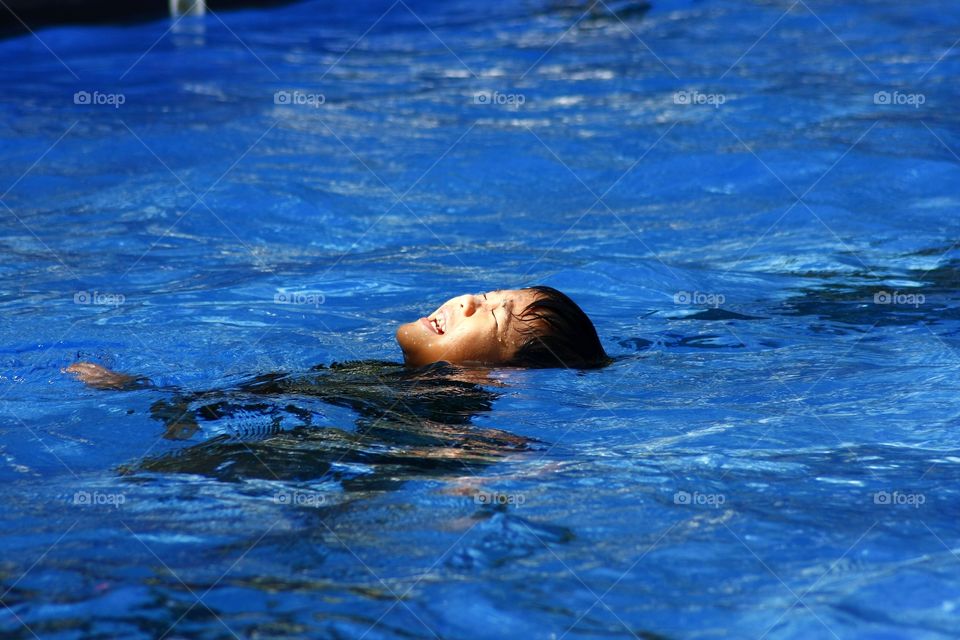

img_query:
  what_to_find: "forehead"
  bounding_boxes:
[487,288,537,305]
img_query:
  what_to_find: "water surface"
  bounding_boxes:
[1,0,960,637]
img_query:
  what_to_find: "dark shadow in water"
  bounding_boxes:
[617,332,746,351]
[618,255,960,351]
[0,0,301,36]
[121,360,536,491]
[540,0,652,23]
[779,257,960,329]
[671,308,766,321]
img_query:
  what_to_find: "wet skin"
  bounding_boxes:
[395,288,540,368]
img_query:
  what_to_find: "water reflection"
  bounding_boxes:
[124,360,535,489]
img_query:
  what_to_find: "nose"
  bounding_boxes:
[459,294,480,317]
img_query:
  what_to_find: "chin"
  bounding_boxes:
[395,321,433,367]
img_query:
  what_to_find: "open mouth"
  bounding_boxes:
[426,307,447,335]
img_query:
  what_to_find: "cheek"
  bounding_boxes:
[448,327,500,362]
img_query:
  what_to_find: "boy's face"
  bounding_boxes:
[395,288,540,367]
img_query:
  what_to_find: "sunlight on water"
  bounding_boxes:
[1,0,959,638]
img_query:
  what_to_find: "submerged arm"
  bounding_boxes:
[63,361,298,441]
[64,361,293,394]
[64,362,198,439]
[63,362,152,390]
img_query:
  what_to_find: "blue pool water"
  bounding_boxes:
[2,0,960,637]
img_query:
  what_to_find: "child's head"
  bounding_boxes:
[395,286,608,369]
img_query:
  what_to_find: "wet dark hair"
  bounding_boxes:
[507,285,609,369]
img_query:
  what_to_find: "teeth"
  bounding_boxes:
[429,309,445,334]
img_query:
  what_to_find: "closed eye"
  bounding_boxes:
[484,293,499,332]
